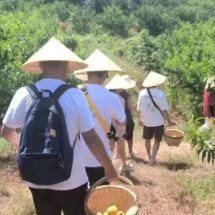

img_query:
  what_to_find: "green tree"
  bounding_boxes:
[96,6,129,37]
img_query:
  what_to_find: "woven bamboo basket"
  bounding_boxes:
[84,176,139,215]
[164,126,184,147]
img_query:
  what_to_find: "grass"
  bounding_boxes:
[10,190,35,215]
[176,171,215,214]
[0,84,215,214]
[0,178,10,198]
[0,138,14,158]
[178,173,215,203]
[1,129,215,214]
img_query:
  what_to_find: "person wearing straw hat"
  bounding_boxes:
[74,49,126,186]
[120,75,136,158]
[1,38,118,215]
[137,71,174,166]
[106,75,134,174]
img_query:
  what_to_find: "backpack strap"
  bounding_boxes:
[26,84,40,100]
[79,85,114,139]
[53,84,75,100]
[53,84,80,142]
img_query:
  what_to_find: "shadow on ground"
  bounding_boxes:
[124,169,156,187]
[159,162,192,171]
[132,156,148,165]
[124,171,142,185]
[131,156,192,171]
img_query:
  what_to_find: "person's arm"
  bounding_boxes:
[162,110,174,126]
[82,128,118,182]
[111,94,126,126]
[160,93,174,126]
[1,87,28,148]
[127,96,136,112]
[137,91,143,126]
[138,111,143,126]
[112,118,127,126]
[1,125,20,148]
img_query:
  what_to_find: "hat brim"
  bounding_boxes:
[74,73,88,81]
[74,70,122,81]
[74,49,123,77]
[22,60,88,73]
[123,80,136,90]
[105,74,134,90]
[142,72,167,88]
[74,69,122,74]
[21,37,88,73]
[142,80,166,88]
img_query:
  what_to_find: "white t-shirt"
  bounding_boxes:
[80,84,126,167]
[137,88,169,127]
[2,78,94,190]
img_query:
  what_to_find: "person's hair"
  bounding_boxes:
[87,71,108,78]
[40,61,68,68]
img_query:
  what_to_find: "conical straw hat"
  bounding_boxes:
[21,37,88,73]
[142,71,167,88]
[121,75,136,89]
[105,74,134,90]
[74,49,122,80]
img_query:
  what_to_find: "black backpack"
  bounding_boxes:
[17,84,77,185]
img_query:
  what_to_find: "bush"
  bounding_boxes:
[96,6,129,37]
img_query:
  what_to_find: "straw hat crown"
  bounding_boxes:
[74,49,122,75]
[21,37,88,73]
[142,71,167,88]
[121,75,136,89]
[105,74,134,90]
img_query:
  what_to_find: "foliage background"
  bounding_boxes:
[1,0,215,120]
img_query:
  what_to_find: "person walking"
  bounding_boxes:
[199,76,215,144]
[106,75,133,174]
[74,49,126,186]
[137,71,174,166]
[1,38,118,215]
[120,75,136,158]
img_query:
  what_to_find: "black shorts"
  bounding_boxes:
[143,125,164,142]
[125,124,134,141]
[29,183,87,215]
[85,166,109,187]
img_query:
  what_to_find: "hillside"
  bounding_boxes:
[2,0,215,119]
[1,0,215,214]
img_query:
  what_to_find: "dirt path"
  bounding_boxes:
[0,139,214,215]
[113,141,212,215]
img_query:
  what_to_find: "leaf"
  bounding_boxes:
[202,150,207,162]
[197,147,202,156]
[212,150,215,166]
[208,150,211,164]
